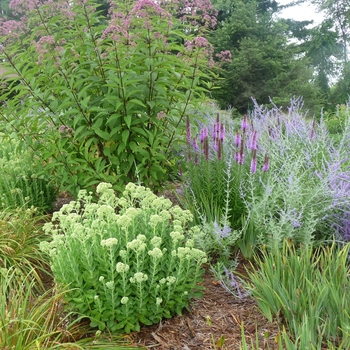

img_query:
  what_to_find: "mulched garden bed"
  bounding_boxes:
[49,189,281,349]
[131,265,280,349]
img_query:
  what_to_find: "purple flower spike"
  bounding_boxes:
[218,140,222,160]
[192,137,199,151]
[235,132,241,148]
[262,154,269,172]
[186,115,191,143]
[219,123,225,141]
[238,139,244,165]
[249,130,258,150]
[241,114,248,133]
[250,150,257,174]
[200,127,208,143]
[213,122,220,140]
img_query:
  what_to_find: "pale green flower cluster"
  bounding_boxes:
[148,247,163,259]
[127,235,147,252]
[121,296,129,305]
[116,262,130,273]
[101,238,118,247]
[150,236,162,247]
[130,272,148,283]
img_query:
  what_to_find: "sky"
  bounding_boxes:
[277,0,325,26]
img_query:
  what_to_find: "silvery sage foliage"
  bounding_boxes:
[40,182,206,333]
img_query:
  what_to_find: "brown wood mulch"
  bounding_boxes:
[130,266,280,350]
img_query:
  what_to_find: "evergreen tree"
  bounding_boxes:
[210,0,319,113]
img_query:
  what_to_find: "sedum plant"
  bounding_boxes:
[41,182,207,333]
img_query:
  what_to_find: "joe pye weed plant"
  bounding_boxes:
[0,0,218,194]
[41,182,207,333]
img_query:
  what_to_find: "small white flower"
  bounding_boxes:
[130,272,148,283]
[116,262,130,273]
[96,182,113,194]
[106,281,114,289]
[156,297,162,306]
[121,296,129,305]
[100,237,118,247]
[170,231,184,242]
[99,276,105,282]
[166,276,176,285]
[150,236,162,247]
[149,214,163,227]
[148,247,163,259]
[119,250,127,259]
[94,295,99,300]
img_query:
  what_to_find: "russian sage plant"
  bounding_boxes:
[241,98,339,252]
[182,97,350,258]
[0,0,218,194]
[40,182,207,333]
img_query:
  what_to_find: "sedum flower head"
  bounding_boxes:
[150,236,162,247]
[121,296,129,305]
[170,231,185,243]
[130,272,148,283]
[177,247,193,260]
[149,214,164,227]
[101,238,118,247]
[106,281,114,289]
[127,237,147,252]
[96,204,116,220]
[116,262,130,273]
[148,247,163,259]
[166,276,176,285]
[119,250,127,259]
[96,182,113,194]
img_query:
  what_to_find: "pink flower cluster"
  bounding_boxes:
[177,0,217,30]
[215,50,232,63]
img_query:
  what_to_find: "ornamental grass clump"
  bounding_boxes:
[245,241,350,348]
[41,182,207,333]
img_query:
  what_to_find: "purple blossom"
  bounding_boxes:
[238,139,244,165]
[219,123,225,141]
[213,221,231,239]
[241,114,248,133]
[215,50,232,63]
[192,137,199,151]
[213,122,220,140]
[250,150,257,174]
[262,154,269,172]
[249,130,258,151]
[235,132,241,148]
[186,115,191,143]
[219,266,250,299]
[200,127,208,143]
